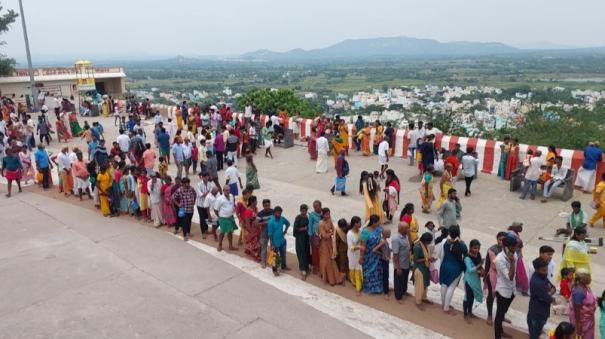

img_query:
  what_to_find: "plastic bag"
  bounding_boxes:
[429,263,439,284]
[267,248,275,267]
[334,177,346,192]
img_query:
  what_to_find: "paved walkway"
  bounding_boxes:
[2,114,604,338]
[0,193,374,339]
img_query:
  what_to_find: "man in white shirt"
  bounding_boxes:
[214,185,236,251]
[424,122,440,138]
[315,131,329,174]
[56,146,73,196]
[116,129,130,156]
[182,139,193,177]
[248,123,257,154]
[37,91,46,107]
[378,137,389,179]
[147,173,163,227]
[68,148,78,188]
[542,156,568,202]
[494,236,518,339]
[53,96,61,119]
[204,186,220,240]
[270,114,280,131]
[407,122,420,166]
[0,119,6,136]
[200,111,210,129]
[520,150,544,200]
[224,160,243,196]
[244,105,252,120]
[527,245,556,287]
[416,121,426,141]
[196,172,215,238]
[153,111,163,126]
[462,147,480,196]
[166,118,177,140]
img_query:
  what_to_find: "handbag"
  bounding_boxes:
[178,207,186,218]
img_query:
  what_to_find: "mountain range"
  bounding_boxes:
[237,36,605,62]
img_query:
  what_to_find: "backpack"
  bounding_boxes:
[342,160,350,177]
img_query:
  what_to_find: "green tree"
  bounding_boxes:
[235,88,322,118]
[0,4,18,76]
[487,107,605,150]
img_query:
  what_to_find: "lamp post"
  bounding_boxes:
[18,0,37,111]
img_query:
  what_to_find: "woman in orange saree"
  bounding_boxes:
[360,124,371,156]
[175,106,183,130]
[338,122,349,156]
[504,138,520,180]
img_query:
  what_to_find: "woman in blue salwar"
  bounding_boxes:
[439,225,468,314]
[463,239,484,322]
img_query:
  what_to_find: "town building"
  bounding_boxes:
[0,65,127,108]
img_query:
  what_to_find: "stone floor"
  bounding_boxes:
[2,113,603,338]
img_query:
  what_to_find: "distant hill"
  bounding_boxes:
[239,36,520,61]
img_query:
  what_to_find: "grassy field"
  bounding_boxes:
[126,55,605,94]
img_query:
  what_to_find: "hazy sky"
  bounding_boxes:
[1,0,604,64]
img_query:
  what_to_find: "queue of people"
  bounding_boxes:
[2,98,605,339]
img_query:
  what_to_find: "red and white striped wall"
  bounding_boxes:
[291,116,605,184]
[151,108,604,185]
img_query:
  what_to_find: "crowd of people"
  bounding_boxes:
[1,97,605,339]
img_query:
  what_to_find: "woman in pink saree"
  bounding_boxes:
[508,223,529,294]
[568,269,596,339]
[161,177,176,226]
[19,147,35,184]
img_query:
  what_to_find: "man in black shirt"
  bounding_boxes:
[384,122,394,156]
[256,199,274,268]
[527,257,555,339]
[226,129,239,163]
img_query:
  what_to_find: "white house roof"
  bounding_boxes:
[0,67,126,84]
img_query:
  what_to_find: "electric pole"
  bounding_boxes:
[18,0,37,111]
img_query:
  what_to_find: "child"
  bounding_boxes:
[191,143,199,174]
[554,268,574,316]
[463,239,484,322]
[561,268,574,299]
[374,229,392,300]
[373,170,382,189]
[158,156,168,179]
[424,221,437,254]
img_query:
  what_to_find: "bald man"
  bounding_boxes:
[392,222,411,302]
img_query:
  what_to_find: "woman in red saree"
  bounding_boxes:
[161,177,176,226]
[308,127,318,160]
[55,118,72,142]
[242,196,261,262]
[504,138,520,180]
